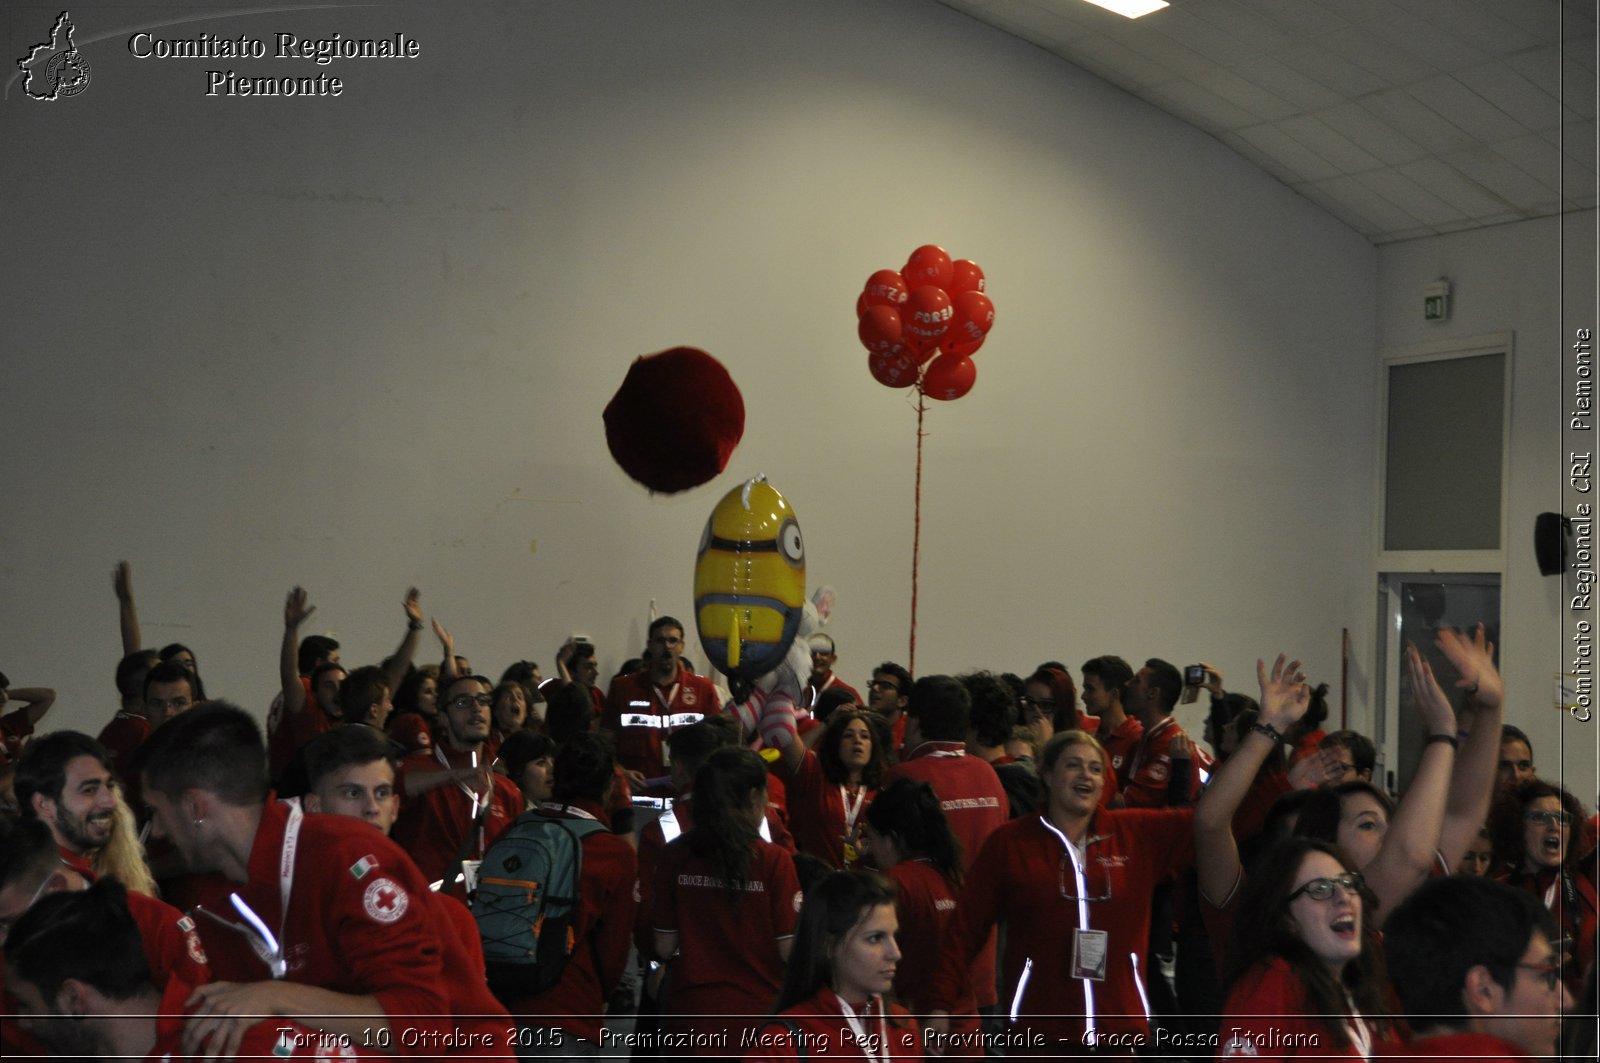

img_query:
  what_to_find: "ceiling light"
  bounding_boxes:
[1082,0,1170,18]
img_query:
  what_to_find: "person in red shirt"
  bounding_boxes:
[0,674,53,767]
[864,662,912,756]
[653,747,801,1046]
[5,878,386,1061]
[747,871,919,1062]
[1219,837,1393,1062]
[603,616,721,785]
[774,707,888,869]
[1382,875,1574,1061]
[925,729,1196,1055]
[802,634,863,714]
[1117,659,1214,808]
[1080,657,1140,785]
[99,649,161,780]
[392,673,524,893]
[861,778,978,1050]
[14,731,120,877]
[139,701,511,1060]
[501,732,639,1051]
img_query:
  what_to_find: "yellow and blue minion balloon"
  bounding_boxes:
[694,475,806,681]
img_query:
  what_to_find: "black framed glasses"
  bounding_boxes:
[1288,872,1364,902]
[1020,695,1057,710]
[1057,851,1112,902]
[448,693,493,711]
[1524,810,1574,828]
[868,679,900,693]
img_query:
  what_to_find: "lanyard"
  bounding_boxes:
[836,992,887,1063]
[537,801,599,821]
[197,800,302,979]
[1344,994,1372,1060]
[435,745,486,853]
[653,682,681,712]
[840,784,867,835]
[1038,815,1097,1039]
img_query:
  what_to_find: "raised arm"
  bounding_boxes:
[381,588,424,694]
[1194,654,1307,905]
[2,686,57,728]
[1433,624,1504,871]
[114,561,142,655]
[280,588,313,718]
[432,619,458,685]
[1364,642,1457,925]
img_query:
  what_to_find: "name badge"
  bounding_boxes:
[1071,928,1109,981]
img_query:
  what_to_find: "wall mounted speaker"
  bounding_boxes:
[1534,512,1570,576]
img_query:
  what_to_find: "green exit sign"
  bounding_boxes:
[1424,295,1447,320]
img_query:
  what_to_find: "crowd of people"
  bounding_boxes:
[0,566,1595,1061]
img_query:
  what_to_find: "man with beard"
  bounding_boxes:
[14,731,118,876]
[391,674,523,894]
[602,616,720,785]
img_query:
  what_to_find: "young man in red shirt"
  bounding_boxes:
[1117,658,1209,808]
[602,616,720,785]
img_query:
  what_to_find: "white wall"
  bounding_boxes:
[1,0,1377,743]
[1377,211,1600,801]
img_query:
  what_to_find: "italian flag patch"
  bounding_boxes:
[349,855,377,880]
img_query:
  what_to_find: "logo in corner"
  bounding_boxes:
[18,12,92,100]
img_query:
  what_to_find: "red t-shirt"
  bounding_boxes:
[502,801,639,1044]
[653,836,801,1040]
[267,677,339,783]
[886,857,976,1048]
[97,710,151,782]
[603,665,723,780]
[1097,715,1144,787]
[802,672,863,711]
[392,745,523,892]
[1221,957,1376,1063]
[779,749,874,869]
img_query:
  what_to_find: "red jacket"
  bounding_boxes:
[502,801,638,1043]
[886,858,976,1046]
[1096,715,1144,787]
[190,800,510,1057]
[779,749,874,869]
[603,665,722,779]
[144,973,387,1060]
[802,672,862,711]
[928,808,1195,1045]
[746,988,922,1062]
[1221,957,1376,1063]
[1121,716,1209,807]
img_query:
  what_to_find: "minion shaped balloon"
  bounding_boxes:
[694,476,806,681]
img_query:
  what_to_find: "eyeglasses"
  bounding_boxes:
[1057,851,1112,903]
[1523,810,1574,828]
[448,693,493,710]
[1020,696,1057,710]
[1288,872,1364,902]
[868,680,899,693]
[1517,962,1562,991]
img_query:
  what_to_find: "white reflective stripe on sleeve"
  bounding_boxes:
[621,713,660,728]
[666,712,704,728]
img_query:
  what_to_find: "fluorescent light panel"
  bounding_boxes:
[1082,0,1170,18]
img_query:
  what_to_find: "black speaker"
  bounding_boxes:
[1535,512,1570,576]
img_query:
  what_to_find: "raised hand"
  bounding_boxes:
[1434,623,1502,712]
[1404,642,1457,737]
[284,586,314,629]
[1255,654,1309,728]
[432,618,454,651]
[113,560,134,601]
[403,587,422,625]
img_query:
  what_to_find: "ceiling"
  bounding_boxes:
[936,0,1598,244]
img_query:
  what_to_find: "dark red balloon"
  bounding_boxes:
[857,305,903,353]
[940,331,986,358]
[863,269,909,309]
[903,328,940,365]
[604,347,745,493]
[903,245,953,290]
[856,291,868,319]
[868,348,918,389]
[921,353,976,401]
[948,259,986,294]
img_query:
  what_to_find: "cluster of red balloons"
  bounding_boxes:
[856,244,994,401]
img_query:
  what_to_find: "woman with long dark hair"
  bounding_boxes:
[1219,836,1391,1061]
[776,707,890,868]
[747,871,920,1061]
[863,778,976,1050]
[653,746,801,1045]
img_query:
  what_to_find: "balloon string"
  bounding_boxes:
[910,385,926,674]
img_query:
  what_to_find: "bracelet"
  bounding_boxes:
[1248,722,1286,744]
[1425,733,1459,749]
[407,619,424,631]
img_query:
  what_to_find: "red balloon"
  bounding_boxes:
[868,348,917,389]
[902,285,953,342]
[946,290,995,350]
[856,291,868,319]
[857,305,903,353]
[903,245,953,290]
[949,259,986,294]
[863,269,909,309]
[921,353,976,400]
[940,330,986,358]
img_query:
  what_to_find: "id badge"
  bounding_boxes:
[1071,928,1109,981]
